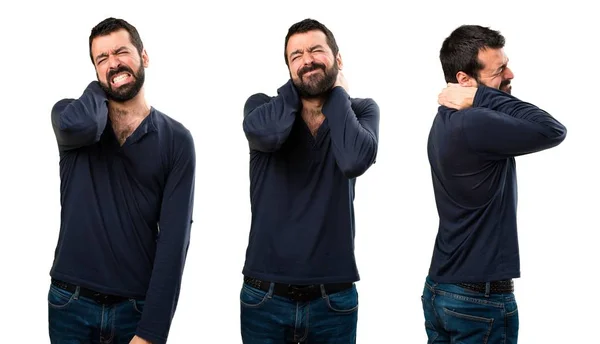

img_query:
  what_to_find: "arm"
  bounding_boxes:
[461,86,567,159]
[242,79,300,152]
[50,81,108,152]
[135,131,196,344]
[322,86,380,178]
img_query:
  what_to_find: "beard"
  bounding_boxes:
[99,64,145,102]
[292,61,339,98]
[476,75,512,95]
[499,79,512,94]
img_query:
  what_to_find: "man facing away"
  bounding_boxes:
[240,18,380,344]
[421,25,566,343]
[48,18,195,344]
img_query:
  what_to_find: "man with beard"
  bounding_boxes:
[48,18,195,344]
[421,25,566,343]
[240,18,379,343]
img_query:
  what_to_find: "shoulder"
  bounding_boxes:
[244,93,273,115]
[150,108,195,153]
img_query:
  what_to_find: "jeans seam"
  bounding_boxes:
[436,290,504,307]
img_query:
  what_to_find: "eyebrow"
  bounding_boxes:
[95,46,130,63]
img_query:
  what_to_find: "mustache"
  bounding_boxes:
[500,80,511,88]
[298,63,326,78]
[107,65,135,82]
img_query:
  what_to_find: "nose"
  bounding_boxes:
[107,54,121,70]
[504,66,514,80]
[301,53,314,65]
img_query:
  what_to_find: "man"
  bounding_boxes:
[240,18,379,344]
[48,18,195,344]
[421,25,566,343]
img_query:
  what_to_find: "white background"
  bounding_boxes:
[0,0,597,342]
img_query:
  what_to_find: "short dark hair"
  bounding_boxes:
[440,25,505,83]
[89,17,144,64]
[284,18,339,66]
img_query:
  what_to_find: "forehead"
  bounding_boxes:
[477,47,508,70]
[91,29,134,55]
[286,30,329,54]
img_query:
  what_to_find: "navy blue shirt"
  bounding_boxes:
[427,86,566,283]
[49,81,195,344]
[241,80,379,284]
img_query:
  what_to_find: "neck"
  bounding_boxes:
[301,96,326,117]
[108,88,150,123]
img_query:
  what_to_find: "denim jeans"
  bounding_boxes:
[240,282,359,343]
[421,276,519,344]
[48,283,144,344]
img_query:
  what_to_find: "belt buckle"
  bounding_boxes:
[287,285,315,302]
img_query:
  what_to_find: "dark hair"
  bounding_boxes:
[284,18,339,66]
[89,17,144,64]
[440,25,505,83]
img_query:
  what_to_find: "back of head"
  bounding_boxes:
[439,25,505,83]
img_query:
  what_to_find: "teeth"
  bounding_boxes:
[113,74,129,83]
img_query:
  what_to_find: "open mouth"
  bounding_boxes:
[110,72,133,87]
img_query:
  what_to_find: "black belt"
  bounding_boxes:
[51,279,130,305]
[457,279,514,294]
[244,276,353,302]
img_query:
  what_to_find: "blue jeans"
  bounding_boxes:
[421,276,519,344]
[48,283,144,344]
[240,282,359,343]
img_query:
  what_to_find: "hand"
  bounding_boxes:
[129,335,152,344]
[438,83,477,110]
[334,71,349,92]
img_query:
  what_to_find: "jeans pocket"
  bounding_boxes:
[443,307,494,343]
[130,299,145,314]
[240,284,270,308]
[325,285,358,314]
[48,285,75,309]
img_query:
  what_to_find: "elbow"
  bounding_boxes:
[244,132,282,153]
[339,151,377,179]
[545,124,568,149]
[243,122,283,153]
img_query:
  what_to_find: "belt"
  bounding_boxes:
[51,279,130,305]
[244,276,353,302]
[457,279,514,294]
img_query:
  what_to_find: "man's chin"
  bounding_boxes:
[501,85,512,94]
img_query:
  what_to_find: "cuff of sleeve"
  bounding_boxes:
[323,86,351,114]
[473,85,499,108]
[136,327,167,344]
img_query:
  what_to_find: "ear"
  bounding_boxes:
[141,49,149,68]
[456,71,477,87]
[335,52,343,70]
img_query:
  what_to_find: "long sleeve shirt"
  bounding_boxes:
[427,85,567,283]
[241,80,379,284]
[49,81,195,344]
